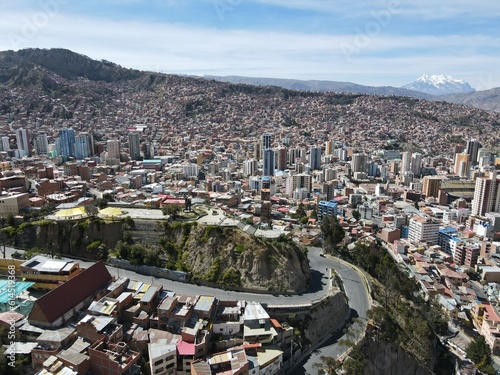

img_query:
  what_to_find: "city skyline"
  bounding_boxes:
[0,0,499,90]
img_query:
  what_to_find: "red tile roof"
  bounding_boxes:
[29,261,112,326]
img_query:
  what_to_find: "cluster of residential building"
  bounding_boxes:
[3,73,500,371]
[1,257,294,375]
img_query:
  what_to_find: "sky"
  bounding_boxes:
[1,0,500,90]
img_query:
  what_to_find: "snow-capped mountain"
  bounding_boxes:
[402,74,475,96]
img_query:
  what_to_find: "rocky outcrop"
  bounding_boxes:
[10,219,311,292]
[10,219,123,259]
[162,223,311,292]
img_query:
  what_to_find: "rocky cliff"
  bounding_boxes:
[9,219,123,260]
[160,222,311,292]
[7,219,311,292]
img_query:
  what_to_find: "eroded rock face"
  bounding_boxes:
[21,219,311,292]
[180,224,311,292]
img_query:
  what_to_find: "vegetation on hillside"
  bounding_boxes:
[316,236,452,374]
[466,336,495,374]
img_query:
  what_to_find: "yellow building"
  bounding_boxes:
[20,255,82,289]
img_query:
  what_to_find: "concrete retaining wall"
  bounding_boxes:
[108,258,190,282]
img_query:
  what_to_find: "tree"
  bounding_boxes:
[352,210,361,221]
[466,336,493,370]
[321,215,345,253]
[86,205,99,218]
[313,355,341,375]
[343,357,365,375]
[162,204,181,219]
[292,203,307,221]
[95,198,109,209]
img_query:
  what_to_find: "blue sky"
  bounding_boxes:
[1,0,499,89]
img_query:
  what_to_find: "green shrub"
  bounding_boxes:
[78,220,89,231]
[87,240,102,251]
[17,222,33,231]
[221,268,241,286]
[32,219,56,227]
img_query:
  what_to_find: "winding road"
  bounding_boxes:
[3,245,371,373]
[291,251,371,374]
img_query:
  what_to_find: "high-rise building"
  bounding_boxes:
[351,153,368,174]
[309,146,322,171]
[466,139,482,166]
[454,152,470,178]
[74,134,89,160]
[275,146,287,171]
[325,141,333,155]
[286,173,312,196]
[58,128,75,160]
[107,140,121,161]
[477,148,492,168]
[34,134,49,155]
[471,171,500,217]
[288,148,300,165]
[182,163,199,178]
[1,136,10,152]
[411,152,423,177]
[87,131,96,156]
[318,200,338,222]
[128,132,141,161]
[15,128,30,157]
[323,181,337,201]
[422,176,442,198]
[243,159,258,176]
[262,133,272,150]
[143,142,155,159]
[324,168,336,182]
[334,148,348,161]
[401,151,411,175]
[299,147,307,163]
[253,141,262,161]
[263,148,275,177]
[408,216,440,244]
[78,132,92,156]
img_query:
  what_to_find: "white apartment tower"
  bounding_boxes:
[471,171,500,217]
[411,152,423,177]
[243,159,258,176]
[401,151,412,175]
[408,216,440,245]
[15,128,30,157]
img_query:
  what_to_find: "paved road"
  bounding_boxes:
[3,245,371,373]
[290,253,371,375]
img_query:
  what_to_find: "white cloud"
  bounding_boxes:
[251,0,500,19]
[0,9,498,89]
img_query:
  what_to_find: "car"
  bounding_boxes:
[319,253,325,257]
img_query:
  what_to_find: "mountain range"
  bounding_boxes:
[0,48,498,113]
[205,75,500,112]
[402,74,475,96]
